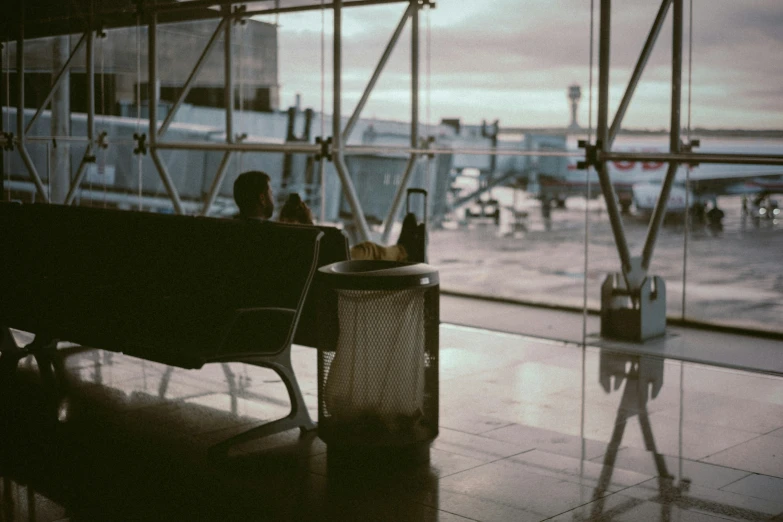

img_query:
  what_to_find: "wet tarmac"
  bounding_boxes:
[430,194,783,334]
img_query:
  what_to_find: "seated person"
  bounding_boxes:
[232,169,276,221]
[278,192,315,226]
[233,170,422,262]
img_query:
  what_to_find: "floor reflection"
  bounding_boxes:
[0,325,781,521]
[588,353,690,520]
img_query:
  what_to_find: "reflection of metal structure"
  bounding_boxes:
[593,351,774,520]
[594,351,685,521]
[3,0,783,334]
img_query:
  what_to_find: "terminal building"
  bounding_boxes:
[1,1,782,520]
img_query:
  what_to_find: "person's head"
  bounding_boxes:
[233,171,274,219]
[278,193,314,225]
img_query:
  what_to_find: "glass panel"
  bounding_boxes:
[420,2,596,308]
[2,1,780,335]
[680,1,783,332]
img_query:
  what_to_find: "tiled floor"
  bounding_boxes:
[1,322,782,521]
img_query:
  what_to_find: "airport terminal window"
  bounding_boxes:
[2,1,781,336]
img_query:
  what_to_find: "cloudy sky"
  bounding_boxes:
[265,0,782,131]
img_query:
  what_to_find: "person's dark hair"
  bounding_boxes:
[279,193,315,225]
[233,171,273,218]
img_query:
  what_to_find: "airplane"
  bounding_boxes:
[536,134,783,223]
[448,127,783,228]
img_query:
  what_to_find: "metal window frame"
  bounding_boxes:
[588,0,783,296]
[3,0,783,277]
[14,6,49,202]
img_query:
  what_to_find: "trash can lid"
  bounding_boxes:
[318,260,439,291]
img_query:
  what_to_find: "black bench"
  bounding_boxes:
[0,202,349,454]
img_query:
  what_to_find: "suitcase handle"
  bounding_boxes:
[406,188,428,223]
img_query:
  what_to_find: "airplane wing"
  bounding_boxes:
[688,172,783,196]
[679,141,783,197]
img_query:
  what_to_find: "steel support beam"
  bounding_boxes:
[224,8,234,145]
[25,33,85,135]
[380,0,420,244]
[152,139,592,158]
[158,18,227,137]
[148,149,184,214]
[201,151,233,215]
[410,0,419,168]
[342,3,412,143]
[16,12,49,202]
[340,144,579,157]
[642,0,683,272]
[15,146,47,201]
[50,36,72,204]
[333,0,372,242]
[155,141,321,153]
[65,158,91,204]
[380,154,417,243]
[598,0,682,341]
[148,9,185,214]
[596,0,632,279]
[65,26,96,205]
[601,150,783,166]
[200,10,233,216]
[87,27,95,147]
[1,41,4,200]
[153,0,410,16]
[608,0,672,147]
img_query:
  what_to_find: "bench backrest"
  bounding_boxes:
[0,203,323,369]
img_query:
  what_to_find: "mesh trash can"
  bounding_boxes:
[317,260,439,464]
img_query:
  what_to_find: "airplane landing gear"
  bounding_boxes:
[749,195,780,220]
[541,198,552,219]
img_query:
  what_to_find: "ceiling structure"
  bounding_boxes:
[0,0,409,41]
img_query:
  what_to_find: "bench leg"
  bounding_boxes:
[0,327,23,394]
[208,348,316,459]
[0,331,64,426]
[1,326,19,360]
[32,341,58,390]
[0,329,51,382]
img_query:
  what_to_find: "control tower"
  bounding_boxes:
[568,84,582,131]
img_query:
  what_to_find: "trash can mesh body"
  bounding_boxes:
[317,266,439,449]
